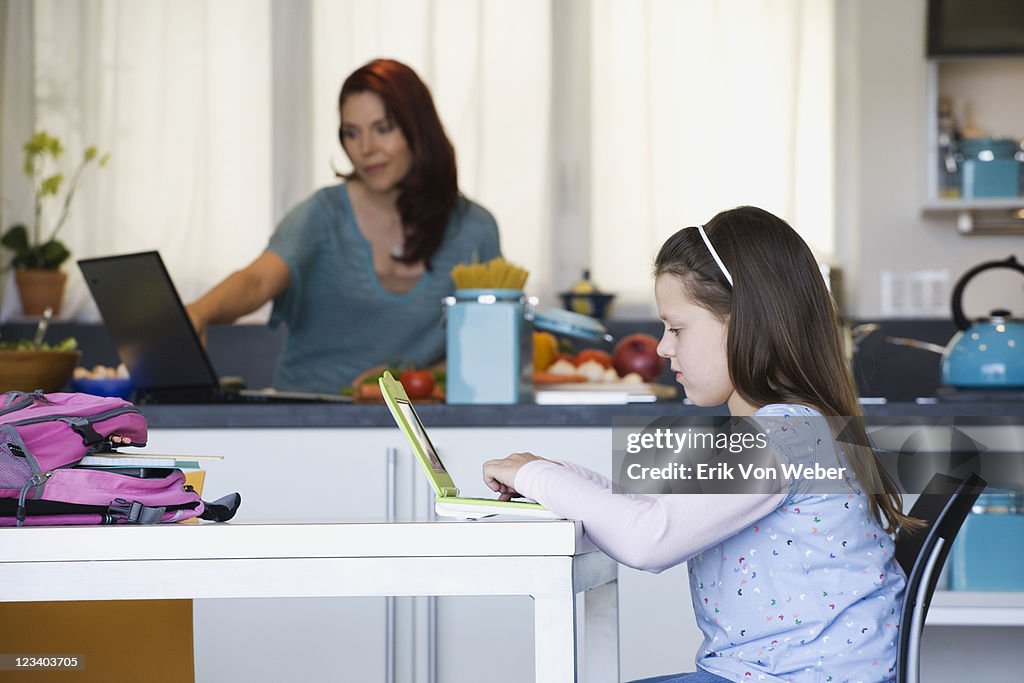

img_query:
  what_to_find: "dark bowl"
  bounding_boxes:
[559,292,616,320]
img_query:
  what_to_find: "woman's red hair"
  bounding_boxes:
[339,59,458,269]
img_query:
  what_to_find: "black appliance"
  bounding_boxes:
[927,0,1024,56]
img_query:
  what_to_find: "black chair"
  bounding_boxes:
[893,471,986,683]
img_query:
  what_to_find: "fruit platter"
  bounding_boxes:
[532,331,676,401]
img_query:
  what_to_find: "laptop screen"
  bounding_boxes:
[78,252,220,394]
[394,399,447,474]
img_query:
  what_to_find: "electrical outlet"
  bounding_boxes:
[880,270,950,317]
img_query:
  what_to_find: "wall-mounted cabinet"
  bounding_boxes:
[924,58,1024,233]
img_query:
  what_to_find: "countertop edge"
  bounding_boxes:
[139,401,1024,429]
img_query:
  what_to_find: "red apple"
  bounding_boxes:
[612,333,664,382]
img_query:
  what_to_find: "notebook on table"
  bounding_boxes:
[379,371,560,520]
[77,251,351,404]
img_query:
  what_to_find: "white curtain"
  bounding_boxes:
[2,0,274,320]
[1,0,830,322]
[589,0,834,311]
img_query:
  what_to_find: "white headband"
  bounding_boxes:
[693,224,733,287]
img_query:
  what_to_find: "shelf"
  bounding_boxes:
[927,590,1024,626]
[924,60,1024,234]
[920,199,1024,234]
[922,198,1024,212]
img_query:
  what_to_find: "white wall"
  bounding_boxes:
[836,0,1024,319]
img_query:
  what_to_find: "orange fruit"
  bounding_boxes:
[532,331,558,371]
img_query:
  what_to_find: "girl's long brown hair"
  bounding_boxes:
[655,206,921,534]
[338,59,458,269]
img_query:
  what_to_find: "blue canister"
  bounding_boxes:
[949,489,1024,591]
[959,137,1021,199]
[443,291,613,404]
[444,289,533,404]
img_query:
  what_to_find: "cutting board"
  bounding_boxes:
[534,382,678,404]
[539,382,677,397]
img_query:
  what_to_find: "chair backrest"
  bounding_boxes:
[893,471,986,683]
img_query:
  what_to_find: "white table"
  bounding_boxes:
[0,519,619,683]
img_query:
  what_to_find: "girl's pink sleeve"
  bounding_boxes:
[514,459,784,573]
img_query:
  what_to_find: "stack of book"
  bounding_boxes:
[78,452,221,496]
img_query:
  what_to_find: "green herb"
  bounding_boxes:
[0,336,78,351]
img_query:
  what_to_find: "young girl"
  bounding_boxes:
[483,206,918,683]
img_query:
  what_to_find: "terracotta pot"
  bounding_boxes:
[13,268,67,316]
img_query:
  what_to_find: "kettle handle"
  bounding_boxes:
[950,255,1024,330]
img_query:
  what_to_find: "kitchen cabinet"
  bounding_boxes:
[147,428,405,683]
[923,57,1024,233]
[918,593,1024,683]
[927,591,1024,626]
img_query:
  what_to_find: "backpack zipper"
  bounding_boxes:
[7,405,143,428]
[6,406,146,449]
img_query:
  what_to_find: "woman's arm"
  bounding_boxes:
[185,251,290,343]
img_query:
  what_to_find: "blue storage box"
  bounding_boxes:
[444,289,532,404]
[443,291,611,405]
[949,489,1024,591]
[960,137,1022,199]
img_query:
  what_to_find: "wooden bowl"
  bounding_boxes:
[0,349,82,393]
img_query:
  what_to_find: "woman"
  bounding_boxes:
[186,59,500,393]
[483,207,918,682]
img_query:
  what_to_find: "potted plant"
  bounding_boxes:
[1,131,109,315]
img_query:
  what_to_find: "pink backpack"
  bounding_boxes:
[0,390,239,526]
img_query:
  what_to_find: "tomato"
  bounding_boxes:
[400,369,436,399]
[575,349,613,369]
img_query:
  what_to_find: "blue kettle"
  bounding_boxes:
[942,255,1024,388]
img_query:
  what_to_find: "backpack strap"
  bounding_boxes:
[107,498,167,524]
[199,492,242,522]
[61,416,106,448]
[15,472,50,527]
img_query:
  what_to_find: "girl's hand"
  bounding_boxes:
[483,452,547,501]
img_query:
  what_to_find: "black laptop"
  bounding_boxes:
[78,251,351,404]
